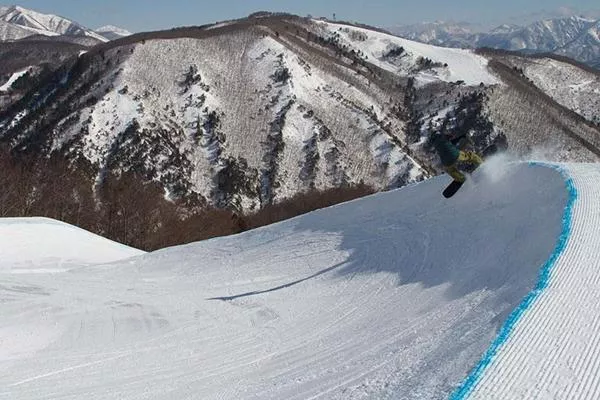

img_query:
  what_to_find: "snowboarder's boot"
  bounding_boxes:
[458,151,483,166]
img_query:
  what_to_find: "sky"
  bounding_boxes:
[10,0,600,32]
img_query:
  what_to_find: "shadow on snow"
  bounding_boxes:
[209,163,568,306]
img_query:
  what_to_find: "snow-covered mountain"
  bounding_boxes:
[0,38,86,112]
[0,16,54,40]
[554,19,600,69]
[94,25,132,41]
[1,14,599,214]
[3,161,600,398]
[391,16,600,69]
[390,21,481,48]
[513,56,600,124]
[479,16,594,51]
[0,6,125,115]
[0,5,107,42]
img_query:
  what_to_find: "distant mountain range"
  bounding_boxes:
[0,5,131,43]
[390,16,600,69]
[94,25,133,41]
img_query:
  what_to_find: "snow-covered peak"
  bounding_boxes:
[393,15,600,68]
[566,15,596,23]
[94,25,132,41]
[405,20,477,34]
[0,18,60,41]
[2,5,56,30]
[95,25,131,35]
[389,21,480,46]
[486,16,597,53]
[0,5,108,42]
[2,5,71,33]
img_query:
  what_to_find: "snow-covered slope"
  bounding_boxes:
[0,217,143,272]
[554,19,600,69]
[0,67,29,92]
[0,17,58,41]
[4,160,600,398]
[519,58,600,124]
[317,21,499,86]
[467,164,599,400]
[480,16,595,52]
[2,15,598,215]
[14,22,437,210]
[0,5,107,42]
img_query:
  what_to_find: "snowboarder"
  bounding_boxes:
[429,132,483,183]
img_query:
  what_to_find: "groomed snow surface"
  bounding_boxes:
[1,160,599,399]
[0,218,144,273]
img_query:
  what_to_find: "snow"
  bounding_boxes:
[6,6,68,32]
[0,217,143,273]
[0,5,107,42]
[0,19,60,41]
[316,21,500,86]
[523,58,600,123]
[0,68,29,92]
[3,161,599,398]
[588,26,600,43]
[56,31,425,207]
[95,25,132,36]
[94,25,132,41]
[82,88,138,166]
[2,108,28,130]
[468,163,600,398]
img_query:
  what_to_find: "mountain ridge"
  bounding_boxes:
[390,15,600,69]
[0,5,127,42]
[1,14,599,215]
[94,25,132,41]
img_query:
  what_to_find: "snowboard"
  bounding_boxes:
[442,180,464,198]
[440,142,502,199]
